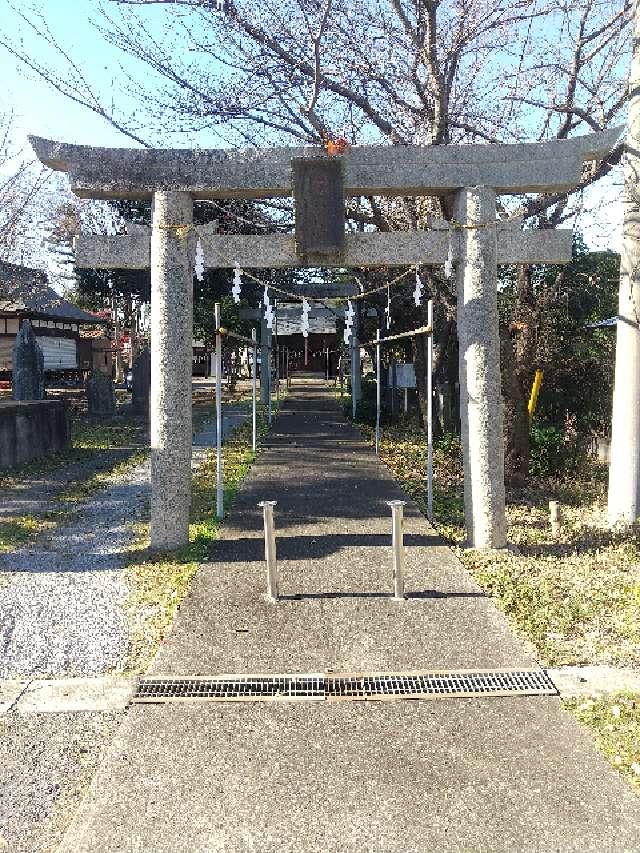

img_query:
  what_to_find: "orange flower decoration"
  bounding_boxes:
[324,137,350,156]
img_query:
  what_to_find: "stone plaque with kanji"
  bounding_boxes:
[292,158,345,257]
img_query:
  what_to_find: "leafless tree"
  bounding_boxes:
[0,109,55,262]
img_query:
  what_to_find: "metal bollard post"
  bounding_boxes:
[375,328,381,454]
[259,500,278,601]
[387,500,407,600]
[215,303,224,519]
[251,328,257,454]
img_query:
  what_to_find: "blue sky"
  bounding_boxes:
[1,0,143,147]
[0,0,625,252]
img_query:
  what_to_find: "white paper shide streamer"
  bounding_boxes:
[263,284,275,330]
[194,238,205,282]
[231,263,243,304]
[444,237,454,279]
[343,299,355,344]
[413,269,424,307]
[301,297,311,338]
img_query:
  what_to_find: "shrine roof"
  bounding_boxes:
[276,304,337,336]
[0,260,101,323]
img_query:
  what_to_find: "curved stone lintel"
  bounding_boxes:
[29,127,623,200]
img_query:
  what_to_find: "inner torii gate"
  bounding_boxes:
[30,129,619,551]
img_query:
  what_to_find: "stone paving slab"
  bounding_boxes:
[55,383,640,851]
[0,679,27,712]
[548,665,640,698]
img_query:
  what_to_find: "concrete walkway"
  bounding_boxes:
[59,383,640,852]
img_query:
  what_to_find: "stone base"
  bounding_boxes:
[0,400,70,468]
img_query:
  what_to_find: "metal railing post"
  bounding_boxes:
[251,327,257,454]
[427,299,434,521]
[387,500,406,601]
[352,331,357,420]
[268,347,273,425]
[375,328,381,454]
[259,500,278,601]
[215,303,224,519]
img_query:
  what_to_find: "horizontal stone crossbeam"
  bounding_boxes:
[74,227,573,270]
[31,127,621,200]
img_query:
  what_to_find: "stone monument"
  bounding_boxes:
[86,369,116,416]
[132,347,151,416]
[12,320,45,401]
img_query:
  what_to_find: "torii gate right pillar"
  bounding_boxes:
[455,186,506,549]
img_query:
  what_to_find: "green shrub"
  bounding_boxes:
[529,423,590,477]
[436,431,461,456]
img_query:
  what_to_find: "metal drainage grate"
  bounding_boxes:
[132,669,557,704]
[133,674,325,703]
[327,670,557,700]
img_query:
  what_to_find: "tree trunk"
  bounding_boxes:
[500,264,539,483]
[500,322,530,483]
[413,332,429,428]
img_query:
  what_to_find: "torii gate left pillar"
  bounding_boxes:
[150,192,194,548]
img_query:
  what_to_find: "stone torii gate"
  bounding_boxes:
[30,129,619,551]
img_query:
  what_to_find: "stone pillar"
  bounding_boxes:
[132,347,151,417]
[608,1,640,526]
[86,369,116,417]
[150,191,194,549]
[454,186,506,549]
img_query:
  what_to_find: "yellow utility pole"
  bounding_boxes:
[528,369,544,421]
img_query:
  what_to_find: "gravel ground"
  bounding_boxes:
[0,711,122,853]
[0,407,248,680]
[0,459,147,679]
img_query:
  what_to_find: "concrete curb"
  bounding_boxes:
[1,677,134,713]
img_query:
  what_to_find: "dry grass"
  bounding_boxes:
[562,694,640,790]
